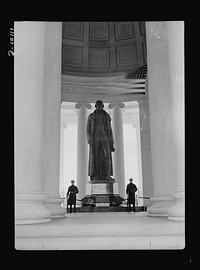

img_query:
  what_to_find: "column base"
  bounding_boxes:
[147,195,174,217]
[15,191,52,225]
[45,195,66,218]
[143,199,153,208]
[168,191,185,221]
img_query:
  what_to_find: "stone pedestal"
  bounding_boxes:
[83,180,123,208]
[91,182,113,195]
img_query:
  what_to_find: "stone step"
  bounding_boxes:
[15,235,184,250]
[15,212,185,250]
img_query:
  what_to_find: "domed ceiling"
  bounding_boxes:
[62,21,147,77]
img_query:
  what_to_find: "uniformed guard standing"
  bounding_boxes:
[126,178,137,212]
[67,180,79,213]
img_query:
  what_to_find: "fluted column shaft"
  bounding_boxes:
[146,22,184,219]
[14,22,51,224]
[167,21,185,221]
[137,98,153,207]
[41,22,66,218]
[59,122,67,198]
[76,103,91,199]
[146,22,177,216]
[109,103,126,198]
[132,123,144,205]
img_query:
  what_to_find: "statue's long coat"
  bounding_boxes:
[86,110,114,177]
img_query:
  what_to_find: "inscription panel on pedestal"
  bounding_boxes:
[91,183,113,195]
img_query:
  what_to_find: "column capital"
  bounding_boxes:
[75,102,92,110]
[108,102,125,110]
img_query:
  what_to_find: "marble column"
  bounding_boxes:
[146,22,177,216]
[132,123,144,206]
[75,103,92,199]
[138,98,153,208]
[41,22,66,218]
[14,22,51,224]
[59,122,67,198]
[109,103,126,198]
[167,22,185,221]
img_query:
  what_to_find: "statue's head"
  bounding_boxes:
[95,100,104,110]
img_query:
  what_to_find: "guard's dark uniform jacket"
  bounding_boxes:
[67,185,79,205]
[126,183,137,203]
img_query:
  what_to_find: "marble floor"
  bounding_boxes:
[15,212,185,250]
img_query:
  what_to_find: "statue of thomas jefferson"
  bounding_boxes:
[87,100,115,181]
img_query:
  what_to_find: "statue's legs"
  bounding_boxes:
[94,137,105,178]
[100,138,111,176]
[94,136,111,179]
[93,138,99,178]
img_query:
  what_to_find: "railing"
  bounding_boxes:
[61,194,150,209]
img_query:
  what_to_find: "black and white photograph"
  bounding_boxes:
[13,21,186,254]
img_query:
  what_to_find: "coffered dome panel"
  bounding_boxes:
[89,47,110,68]
[114,22,135,40]
[63,45,83,67]
[62,21,146,76]
[89,22,109,41]
[63,22,84,41]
